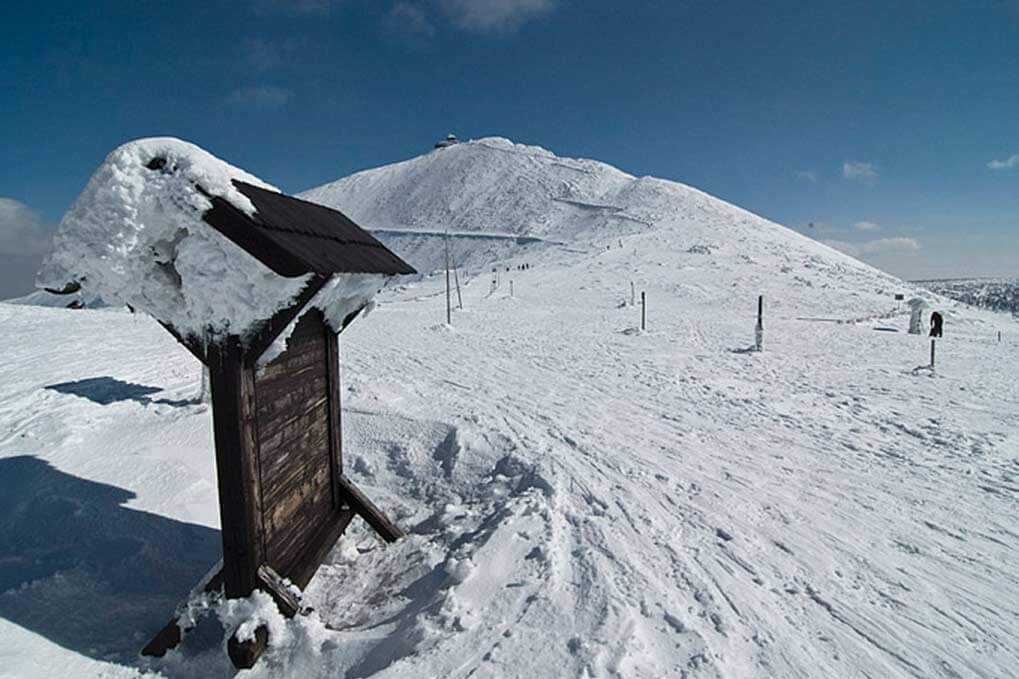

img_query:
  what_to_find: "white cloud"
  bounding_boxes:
[842,160,878,181]
[226,86,294,108]
[0,198,54,256]
[987,154,1019,170]
[854,220,880,232]
[821,237,919,258]
[385,2,437,39]
[794,170,818,183]
[438,0,556,33]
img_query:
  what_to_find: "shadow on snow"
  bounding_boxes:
[45,376,198,407]
[0,455,220,664]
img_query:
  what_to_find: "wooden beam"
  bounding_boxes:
[141,565,224,657]
[208,338,265,598]
[325,327,343,506]
[257,564,302,618]
[243,274,331,366]
[336,475,405,543]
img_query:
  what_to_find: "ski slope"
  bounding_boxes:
[2,138,1018,678]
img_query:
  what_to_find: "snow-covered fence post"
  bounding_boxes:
[631,281,635,306]
[756,296,765,348]
[510,280,514,298]
[641,291,647,331]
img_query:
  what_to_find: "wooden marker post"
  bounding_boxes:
[757,297,765,346]
[453,260,463,310]
[445,259,452,325]
[930,338,936,368]
[631,281,635,306]
[510,280,514,298]
[641,291,647,331]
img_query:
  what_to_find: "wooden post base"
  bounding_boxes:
[228,625,270,669]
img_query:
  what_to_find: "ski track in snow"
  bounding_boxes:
[1,229,1017,678]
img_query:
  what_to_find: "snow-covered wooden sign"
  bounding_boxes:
[38,138,415,669]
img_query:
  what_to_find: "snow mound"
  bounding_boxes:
[37,138,316,343]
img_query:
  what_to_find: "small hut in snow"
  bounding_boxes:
[434,133,459,149]
[38,138,416,668]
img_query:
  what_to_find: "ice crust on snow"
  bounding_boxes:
[37,138,388,346]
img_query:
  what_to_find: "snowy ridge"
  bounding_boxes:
[299,137,881,287]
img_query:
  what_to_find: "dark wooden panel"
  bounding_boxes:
[257,393,329,451]
[253,309,338,580]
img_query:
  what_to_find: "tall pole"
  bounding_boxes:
[641,291,646,331]
[444,234,452,325]
[755,295,764,351]
[453,258,463,310]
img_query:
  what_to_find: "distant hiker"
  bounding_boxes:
[930,311,943,338]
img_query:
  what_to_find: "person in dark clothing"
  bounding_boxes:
[930,311,943,337]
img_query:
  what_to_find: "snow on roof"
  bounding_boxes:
[37,138,407,347]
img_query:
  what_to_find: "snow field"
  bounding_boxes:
[2,136,1017,678]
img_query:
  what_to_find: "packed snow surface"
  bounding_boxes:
[3,138,1018,678]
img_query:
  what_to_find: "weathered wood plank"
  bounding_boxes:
[260,439,330,512]
[257,396,329,457]
[336,475,405,543]
[256,380,328,429]
[255,343,326,383]
[256,564,302,618]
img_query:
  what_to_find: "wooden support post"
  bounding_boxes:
[228,625,269,670]
[755,295,764,351]
[452,256,463,310]
[641,291,646,331]
[337,475,405,542]
[930,338,936,368]
[445,241,452,325]
[207,338,264,600]
[257,564,302,618]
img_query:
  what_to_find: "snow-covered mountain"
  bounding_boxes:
[300,138,897,298]
[3,138,1017,679]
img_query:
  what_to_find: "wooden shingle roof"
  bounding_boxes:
[201,180,416,278]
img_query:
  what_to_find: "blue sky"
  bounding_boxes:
[1,0,1016,297]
